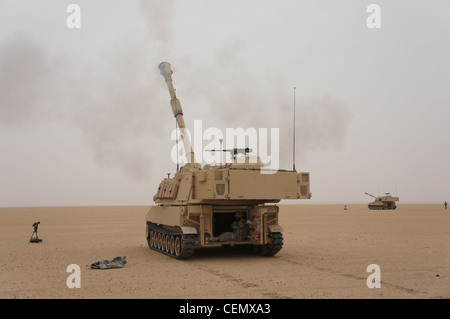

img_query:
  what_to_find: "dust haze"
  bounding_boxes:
[0,0,449,206]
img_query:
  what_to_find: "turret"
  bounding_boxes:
[158,62,197,165]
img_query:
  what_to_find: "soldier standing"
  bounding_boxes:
[445,201,447,210]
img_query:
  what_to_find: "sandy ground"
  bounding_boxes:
[0,204,449,299]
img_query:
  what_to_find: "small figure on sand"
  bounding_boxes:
[445,201,447,210]
[29,221,43,243]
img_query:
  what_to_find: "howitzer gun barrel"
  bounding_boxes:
[158,62,196,164]
[364,192,377,199]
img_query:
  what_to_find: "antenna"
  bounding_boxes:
[293,86,296,171]
[219,138,223,169]
[175,119,179,172]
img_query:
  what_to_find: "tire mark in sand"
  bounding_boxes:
[283,258,426,296]
[195,264,291,299]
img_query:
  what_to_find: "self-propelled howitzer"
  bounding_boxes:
[364,192,399,210]
[145,62,311,259]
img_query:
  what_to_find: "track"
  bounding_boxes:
[229,232,284,257]
[147,223,283,259]
[255,232,284,256]
[146,222,196,259]
[368,205,396,210]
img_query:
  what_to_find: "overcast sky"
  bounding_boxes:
[1,0,449,206]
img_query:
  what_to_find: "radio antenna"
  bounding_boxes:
[293,86,296,172]
[219,139,223,168]
[175,119,179,172]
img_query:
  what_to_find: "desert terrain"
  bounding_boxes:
[0,204,448,299]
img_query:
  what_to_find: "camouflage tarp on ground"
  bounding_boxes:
[90,256,127,269]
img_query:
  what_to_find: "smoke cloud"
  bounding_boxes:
[140,0,175,58]
[0,36,162,182]
[0,33,60,126]
[0,0,350,184]
[178,39,352,168]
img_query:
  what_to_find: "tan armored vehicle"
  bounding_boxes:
[364,192,399,210]
[145,62,311,259]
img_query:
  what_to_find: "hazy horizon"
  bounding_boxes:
[1,1,449,207]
